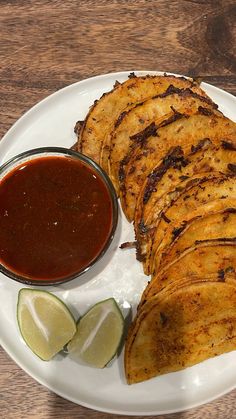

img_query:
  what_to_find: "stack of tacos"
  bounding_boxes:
[75,73,236,384]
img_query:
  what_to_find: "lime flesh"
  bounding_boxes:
[17,289,76,361]
[67,298,124,368]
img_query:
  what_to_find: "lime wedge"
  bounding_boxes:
[67,298,124,368]
[17,288,76,361]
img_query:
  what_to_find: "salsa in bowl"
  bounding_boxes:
[0,147,118,285]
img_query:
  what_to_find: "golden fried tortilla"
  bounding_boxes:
[109,87,219,193]
[125,280,236,384]
[78,73,212,171]
[147,177,236,275]
[134,140,236,272]
[120,111,236,221]
[154,209,236,274]
[141,243,236,304]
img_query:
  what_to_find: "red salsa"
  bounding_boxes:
[0,156,114,282]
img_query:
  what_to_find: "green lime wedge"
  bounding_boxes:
[67,298,124,368]
[17,288,76,361]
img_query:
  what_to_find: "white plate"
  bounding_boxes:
[1,71,236,416]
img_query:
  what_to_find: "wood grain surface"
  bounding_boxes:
[0,1,236,418]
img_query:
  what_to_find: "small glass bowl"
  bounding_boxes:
[0,147,118,286]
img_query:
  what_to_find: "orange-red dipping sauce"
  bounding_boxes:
[0,155,114,283]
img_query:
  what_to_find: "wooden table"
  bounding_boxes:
[1,1,236,418]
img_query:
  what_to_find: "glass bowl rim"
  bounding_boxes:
[0,146,118,286]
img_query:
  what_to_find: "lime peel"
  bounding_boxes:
[67,298,124,368]
[17,288,76,361]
